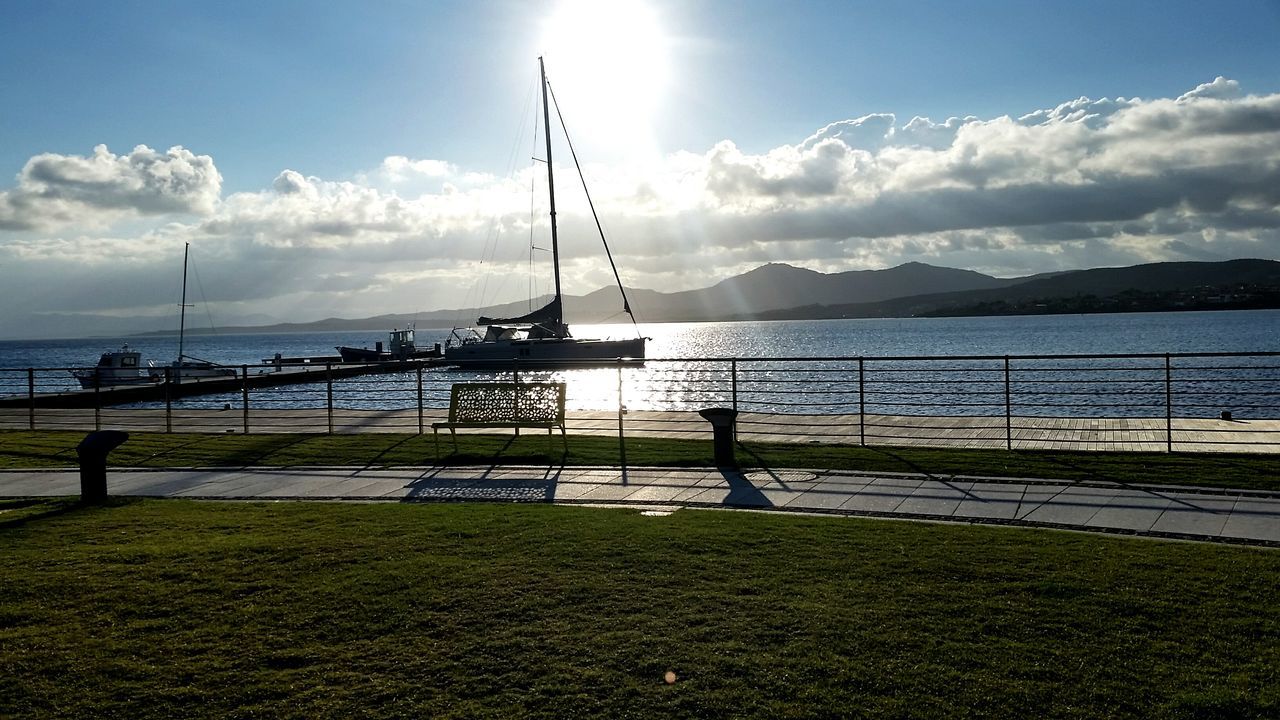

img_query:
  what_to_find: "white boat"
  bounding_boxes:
[72,344,161,389]
[444,57,646,369]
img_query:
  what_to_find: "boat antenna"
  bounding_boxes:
[539,56,564,313]
[547,80,642,333]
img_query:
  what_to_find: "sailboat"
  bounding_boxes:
[444,57,646,369]
[72,244,236,387]
[165,243,238,384]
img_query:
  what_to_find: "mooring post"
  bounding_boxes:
[241,365,250,434]
[617,359,626,467]
[1004,356,1013,451]
[416,365,424,435]
[730,359,738,411]
[1165,354,1173,453]
[326,363,334,434]
[164,366,172,434]
[27,368,35,431]
[858,358,866,447]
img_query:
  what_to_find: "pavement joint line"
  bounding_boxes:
[6,465,1280,547]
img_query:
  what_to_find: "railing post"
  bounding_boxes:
[94,368,101,431]
[416,365,424,435]
[1165,354,1173,453]
[241,365,250,434]
[27,368,35,431]
[326,363,334,434]
[164,366,172,434]
[617,359,626,467]
[858,358,866,447]
[1004,356,1012,451]
[730,359,738,411]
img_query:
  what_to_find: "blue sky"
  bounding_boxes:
[2,0,1280,336]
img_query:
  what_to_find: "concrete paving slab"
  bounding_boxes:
[618,483,691,503]
[573,483,651,503]
[1085,490,1176,532]
[1219,498,1280,542]
[1150,494,1237,538]
[953,484,1026,520]
[894,481,975,517]
[545,481,605,502]
[1019,485,1114,526]
[111,471,228,496]
[837,482,915,514]
[789,481,863,511]
[1015,485,1071,520]
[0,473,80,496]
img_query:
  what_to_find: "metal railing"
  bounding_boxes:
[1,351,1277,453]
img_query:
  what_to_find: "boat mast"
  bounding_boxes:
[539,56,563,315]
[178,242,189,361]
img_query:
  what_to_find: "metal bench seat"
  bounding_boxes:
[431,382,567,455]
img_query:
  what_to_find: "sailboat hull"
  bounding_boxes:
[444,337,645,369]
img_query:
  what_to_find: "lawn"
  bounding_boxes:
[2,499,1278,719]
[2,429,1280,491]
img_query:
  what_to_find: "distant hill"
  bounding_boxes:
[747,259,1280,320]
[616,262,1014,322]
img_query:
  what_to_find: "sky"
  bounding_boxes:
[2,0,1280,337]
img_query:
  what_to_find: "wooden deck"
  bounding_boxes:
[2,408,1277,453]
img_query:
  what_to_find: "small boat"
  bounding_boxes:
[444,58,646,369]
[336,326,442,362]
[76,244,239,387]
[72,344,161,388]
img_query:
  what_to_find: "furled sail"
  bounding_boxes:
[478,296,562,326]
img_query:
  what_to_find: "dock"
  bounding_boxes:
[0,359,446,409]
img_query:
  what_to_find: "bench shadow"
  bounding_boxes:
[404,436,566,503]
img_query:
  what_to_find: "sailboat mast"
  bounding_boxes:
[178,242,189,361]
[539,56,563,307]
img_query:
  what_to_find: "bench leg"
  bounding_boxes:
[450,428,459,454]
[433,428,439,461]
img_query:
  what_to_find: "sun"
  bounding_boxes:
[538,0,671,152]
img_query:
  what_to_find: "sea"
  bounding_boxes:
[2,310,1277,417]
[1,309,1278,368]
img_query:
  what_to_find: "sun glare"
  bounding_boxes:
[539,0,671,155]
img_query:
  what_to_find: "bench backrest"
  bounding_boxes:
[447,382,566,424]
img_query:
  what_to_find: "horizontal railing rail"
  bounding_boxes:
[1,351,1277,453]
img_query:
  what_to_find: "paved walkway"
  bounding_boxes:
[3,465,1277,546]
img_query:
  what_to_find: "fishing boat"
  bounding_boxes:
[72,344,161,388]
[444,57,646,369]
[336,325,442,362]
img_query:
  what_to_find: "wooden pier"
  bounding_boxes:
[0,359,446,409]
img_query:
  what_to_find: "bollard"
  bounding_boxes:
[698,408,739,468]
[76,430,129,502]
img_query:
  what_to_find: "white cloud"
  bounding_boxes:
[2,78,1279,329]
[0,144,220,231]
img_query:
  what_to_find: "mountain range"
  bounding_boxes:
[132,258,1280,337]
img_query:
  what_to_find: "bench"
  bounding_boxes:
[432,382,568,456]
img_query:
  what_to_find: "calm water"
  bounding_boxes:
[2,310,1277,417]
[1,309,1277,369]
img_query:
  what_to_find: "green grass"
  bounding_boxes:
[3,429,1280,491]
[1,499,1277,719]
